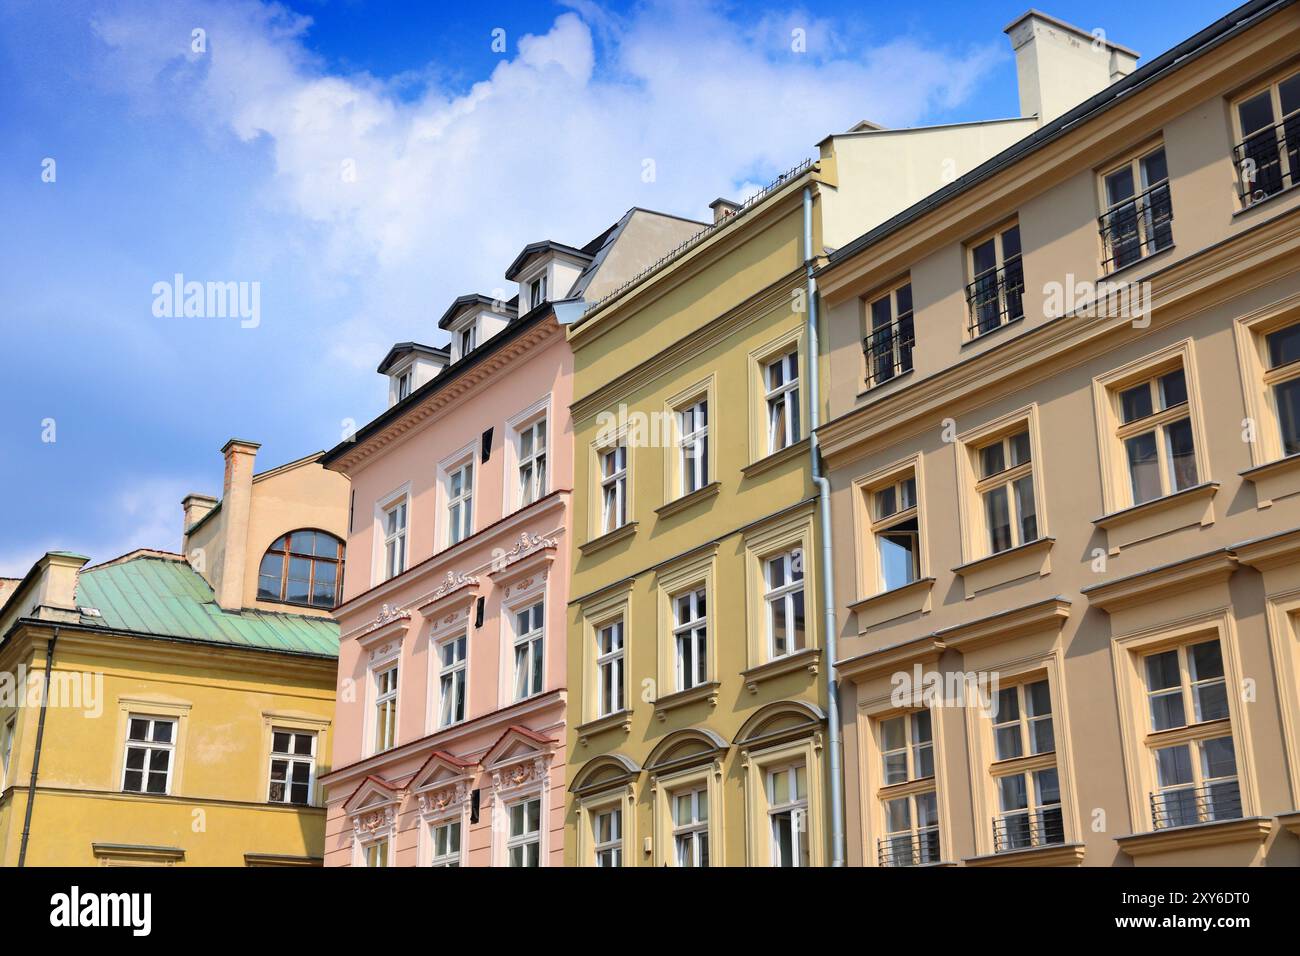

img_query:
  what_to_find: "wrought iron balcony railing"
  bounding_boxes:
[863,314,915,389]
[966,256,1025,337]
[992,806,1064,853]
[877,829,940,867]
[1234,115,1300,207]
[1150,780,1242,830]
[1098,180,1173,273]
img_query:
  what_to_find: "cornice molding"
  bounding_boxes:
[1082,550,1238,613]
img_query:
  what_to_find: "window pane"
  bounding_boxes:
[1013,475,1037,543]
[880,526,919,591]
[971,237,997,277]
[1140,148,1168,186]
[1155,743,1194,787]
[1009,431,1031,466]
[1269,325,1300,369]
[1201,736,1237,780]
[1275,378,1300,456]
[1164,418,1198,491]
[1105,166,1136,206]
[998,774,1028,811]
[1237,90,1275,136]
[980,443,1006,478]
[984,486,1012,554]
[875,486,897,519]
[1125,431,1162,504]
[1120,383,1153,423]
[1158,369,1188,409]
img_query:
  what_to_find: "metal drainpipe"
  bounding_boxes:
[803,186,845,866]
[17,625,58,868]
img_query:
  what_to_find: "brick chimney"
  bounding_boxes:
[1005,10,1139,126]
[215,439,259,609]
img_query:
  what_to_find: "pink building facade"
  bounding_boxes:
[318,209,705,866]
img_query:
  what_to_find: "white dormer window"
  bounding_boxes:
[396,368,413,402]
[529,274,547,310]
[459,325,477,359]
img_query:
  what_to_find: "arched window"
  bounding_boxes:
[257,530,345,609]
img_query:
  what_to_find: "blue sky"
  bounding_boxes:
[0,0,1239,575]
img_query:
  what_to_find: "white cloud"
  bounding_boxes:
[84,0,1004,370]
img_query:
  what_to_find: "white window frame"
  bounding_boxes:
[373,663,399,753]
[506,796,542,867]
[395,367,413,402]
[458,323,477,358]
[596,619,625,717]
[600,444,628,534]
[446,459,474,546]
[766,762,809,867]
[511,600,545,702]
[671,786,710,867]
[120,715,177,795]
[764,351,801,454]
[437,633,468,728]
[594,807,622,867]
[429,819,463,867]
[362,839,390,867]
[267,728,317,806]
[974,429,1038,556]
[1113,366,1199,506]
[1,716,14,784]
[529,273,548,310]
[673,588,708,692]
[381,495,408,582]
[677,398,710,496]
[763,549,805,660]
[517,417,548,508]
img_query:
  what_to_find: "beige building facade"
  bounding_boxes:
[817,0,1300,866]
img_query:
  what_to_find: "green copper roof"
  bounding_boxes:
[74,555,339,658]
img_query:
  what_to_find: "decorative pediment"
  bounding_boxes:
[643,728,729,775]
[410,750,477,793]
[417,570,481,616]
[490,532,559,592]
[733,700,826,749]
[483,726,556,794]
[353,603,413,647]
[342,775,402,816]
[569,753,642,797]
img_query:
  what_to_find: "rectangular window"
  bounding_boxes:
[991,680,1055,761]
[374,664,398,752]
[430,820,461,867]
[512,601,545,701]
[448,461,473,545]
[872,474,920,591]
[864,282,914,388]
[876,711,938,866]
[966,223,1024,337]
[459,325,477,357]
[764,549,805,660]
[1142,639,1241,828]
[507,798,542,867]
[268,729,316,805]
[438,635,467,728]
[993,767,1064,852]
[517,418,547,507]
[1265,323,1300,457]
[2,716,14,782]
[363,841,388,867]
[383,498,408,581]
[677,399,709,495]
[600,445,628,534]
[597,620,625,717]
[1233,69,1300,205]
[767,763,809,867]
[1115,367,1198,505]
[672,787,709,867]
[764,351,801,453]
[530,274,547,310]
[121,715,176,795]
[396,369,412,401]
[1100,145,1173,272]
[673,588,708,691]
[594,808,622,867]
[975,430,1037,555]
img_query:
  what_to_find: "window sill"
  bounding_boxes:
[1116,816,1271,859]
[1093,481,1218,555]
[740,648,821,694]
[849,577,935,631]
[653,681,720,722]
[655,481,721,520]
[1276,809,1300,838]
[1232,181,1300,217]
[579,521,638,556]
[963,842,1085,867]
[856,368,914,401]
[741,438,810,481]
[1101,243,1176,282]
[576,709,633,746]
[952,537,1054,599]
[1241,454,1300,508]
[961,315,1024,348]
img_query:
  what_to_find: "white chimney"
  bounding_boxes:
[1005,10,1139,126]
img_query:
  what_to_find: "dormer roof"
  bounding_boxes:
[376,341,449,375]
[436,293,518,331]
[503,240,594,282]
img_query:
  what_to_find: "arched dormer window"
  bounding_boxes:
[257,530,345,609]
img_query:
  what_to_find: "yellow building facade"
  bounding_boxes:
[0,440,348,866]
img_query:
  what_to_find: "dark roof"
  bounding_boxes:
[503,240,594,281]
[820,0,1292,273]
[376,341,448,375]
[436,293,518,331]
